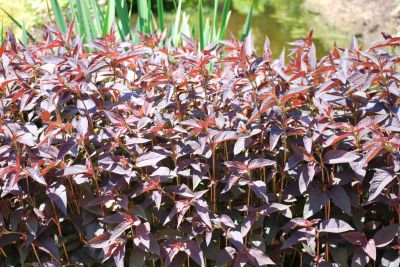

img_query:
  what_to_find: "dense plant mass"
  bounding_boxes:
[0,26,399,267]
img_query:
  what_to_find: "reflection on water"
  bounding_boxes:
[135,0,399,59]
[227,0,326,58]
[226,0,399,58]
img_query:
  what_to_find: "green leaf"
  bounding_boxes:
[76,0,94,40]
[218,0,231,40]
[137,0,150,34]
[21,19,28,45]
[147,0,152,33]
[90,0,103,37]
[67,0,81,36]
[171,0,183,44]
[0,7,35,42]
[157,0,165,32]
[1,20,4,43]
[212,0,219,42]
[204,17,211,46]
[50,0,68,33]
[240,0,254,41]
[198,0,204,50]
[115,0,131,40]
[103,0,116,35]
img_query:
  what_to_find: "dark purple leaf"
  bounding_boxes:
[319,219,354,233]
[327,186,351,214]
[194,199,212,228]
[247,158,276,170]
[184,240,205,267]
[298,164,315,193]
[136,149,169,167]
[247,247,275,266]
[324,150,359,164]
[26,167,47,185]
[352,248,370,267]
[227,231,244,252]
[63,165,88,176]
[47,182,67,215]
[373,224,399,247]
[362,238,376,260]
[216,246,236,266]
[368,168,396,201]
[249,180,269,202]
[341,232,366,246]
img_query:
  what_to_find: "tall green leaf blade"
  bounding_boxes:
[218,0,231,40]
[103,0,116,35]
[1,20,4,43]
[68,0,82,36]
[198,0,204,50]
[115,0,131,40]
[157,0,165,32]
[138,0,149,34]
[50,0,68,33]
[90,0,103,37]
[147,0,152,33]
[21,19,28,45]
[240,0,254,41]
[212,0,219,42]
[171,0,182,44]
[78,0,95,40]
[0,7,35,42]
[204,17,211,47]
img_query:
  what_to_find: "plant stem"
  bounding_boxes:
[50,200,70,263]
[212,145,217,213]
[32,244,41,264]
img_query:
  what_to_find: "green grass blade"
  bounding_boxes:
[67,0,82,36]
[147,0,152,33]
[151,11,158,31]
[46,0,53,25]
[138,0,149,34]
[103,0,116,35]
[128,0,134,18]
[157,0,165,32]
[115,0,131,40]
[218,0,231,40]
[21,19,28,45]
[212,0,219,42]
[50,0,68,33]
[90,0,103,37]
[181,12,191,37]
[94,0,105,21]
[171,0,182,44]
[1,20,4,43]
[204,17,210,46]
[240,0,254,41]
[0,7,35,42]
[198,0,204,50]
[76,0,94,40]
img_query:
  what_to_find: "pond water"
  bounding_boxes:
[223,0,398,58]
[225,0,326,58]
[139,0,397,59]
[162,0,331,58]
